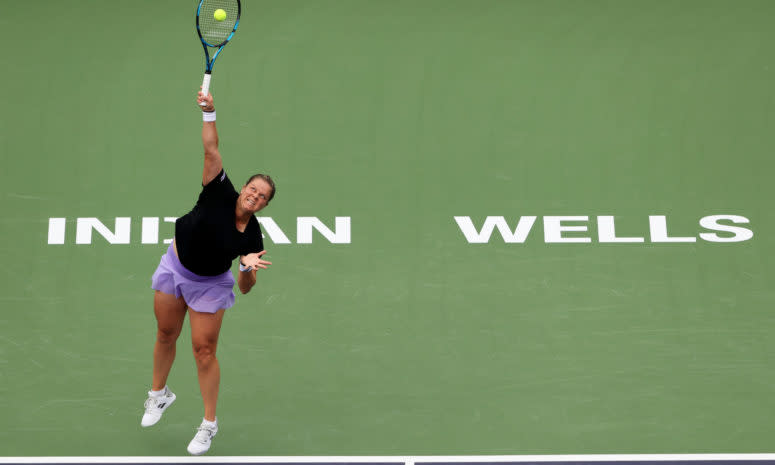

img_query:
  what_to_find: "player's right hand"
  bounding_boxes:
[198,88,215,112]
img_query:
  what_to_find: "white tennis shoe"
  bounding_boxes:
[140,386,176,427]
[187,419,218,455]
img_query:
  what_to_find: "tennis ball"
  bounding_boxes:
[214,9,227,21]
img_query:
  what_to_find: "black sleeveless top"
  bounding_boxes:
[175,170,263,276]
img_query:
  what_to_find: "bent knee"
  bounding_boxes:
[192,342,217,364]
[156,326,181,345]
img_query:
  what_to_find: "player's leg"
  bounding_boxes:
[187,307,225,455]
[189,307,225,421]
[152,290,188,389]
[142,290,187,427]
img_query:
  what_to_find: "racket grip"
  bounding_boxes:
[200,72,212,106]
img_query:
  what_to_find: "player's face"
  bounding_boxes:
[240,179,272,213]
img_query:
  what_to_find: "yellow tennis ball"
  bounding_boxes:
[214,9,227,21]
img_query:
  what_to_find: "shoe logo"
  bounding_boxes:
[157,402,166,409]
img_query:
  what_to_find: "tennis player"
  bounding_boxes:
[141,89,275,455]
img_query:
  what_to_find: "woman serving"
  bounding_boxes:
[141,90,275,455]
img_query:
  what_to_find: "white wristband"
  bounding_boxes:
[239,262,253,272]
[203,111,216,122]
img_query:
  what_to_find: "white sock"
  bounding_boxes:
[202,418,217,428]
[150,386,167,397]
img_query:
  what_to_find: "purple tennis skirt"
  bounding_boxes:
[151,241,235,313]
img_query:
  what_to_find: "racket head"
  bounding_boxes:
[196,0,241,48]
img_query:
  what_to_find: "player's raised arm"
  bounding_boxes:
[197,90,222,185]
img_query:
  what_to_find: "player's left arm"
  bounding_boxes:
[237,265,256,294]
[237,251,272,294]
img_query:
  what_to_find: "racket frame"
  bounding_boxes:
[196,0,241,103]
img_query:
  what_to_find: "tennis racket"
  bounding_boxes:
[196,0,241,106]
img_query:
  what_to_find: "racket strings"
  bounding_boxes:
[198,0,239,46]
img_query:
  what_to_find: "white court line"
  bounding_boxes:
[2,455,775,463]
